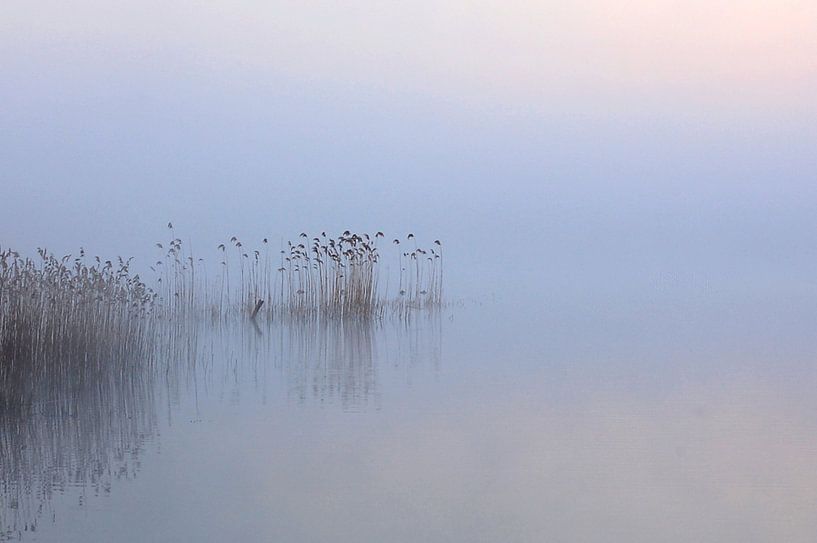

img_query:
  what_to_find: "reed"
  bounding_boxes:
[0,248,156,412]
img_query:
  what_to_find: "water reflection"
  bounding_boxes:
[5,301,817,542]
[0,313,443,540]
[0,361,157,540]
[158,313,443,412]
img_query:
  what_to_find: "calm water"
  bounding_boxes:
[4,280,817,542]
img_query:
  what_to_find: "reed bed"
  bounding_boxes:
[0,248,156,412]
[0,230,443,409]
[150,229,444,320]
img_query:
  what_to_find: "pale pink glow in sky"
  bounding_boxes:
[2,1,815,113]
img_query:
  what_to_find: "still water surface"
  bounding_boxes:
[3,288,817,542]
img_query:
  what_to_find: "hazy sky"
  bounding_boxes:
[2,1,816,296]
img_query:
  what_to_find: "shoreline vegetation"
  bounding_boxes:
[0,229,444,413]
[153,226,444,320]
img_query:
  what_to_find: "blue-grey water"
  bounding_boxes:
[4,275,817,541]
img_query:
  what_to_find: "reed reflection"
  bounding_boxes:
[0,357,157,540]
[160,312,443,412]
[0,311,443,540]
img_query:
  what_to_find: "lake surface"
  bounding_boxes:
[4,282,817,542]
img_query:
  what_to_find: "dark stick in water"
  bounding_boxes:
[250,299,264,320]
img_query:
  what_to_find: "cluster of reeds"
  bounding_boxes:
[392,234,444,309]
[0,228,443,410]
[234,231,442,318]
[0,247,156,412]
[151,229,444,320]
